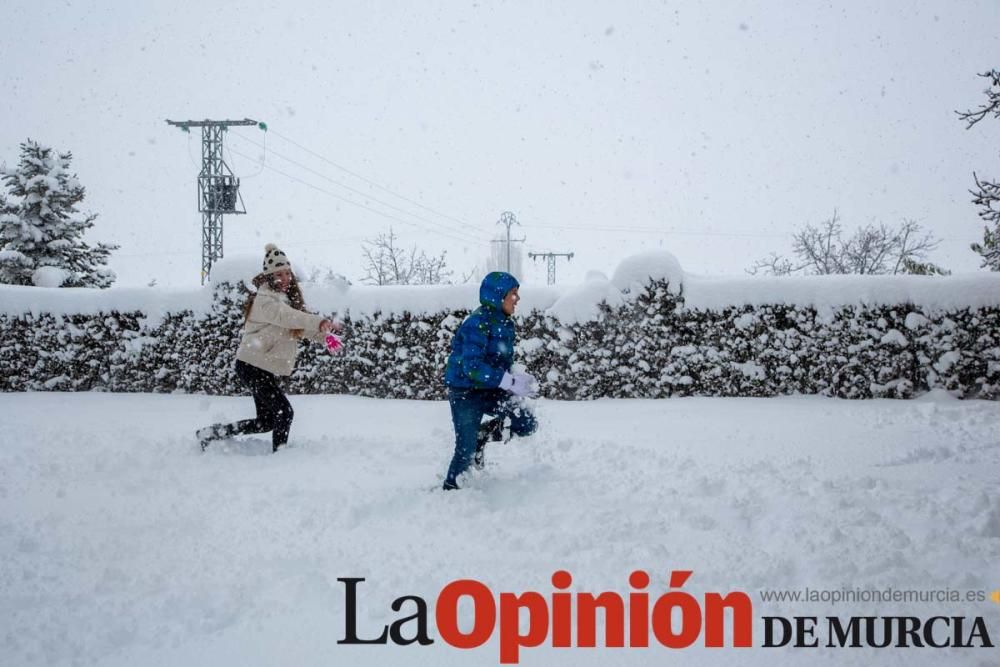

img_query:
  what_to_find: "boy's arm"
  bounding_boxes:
[455,316,506,388]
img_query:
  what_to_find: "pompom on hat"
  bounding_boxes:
[262,243,291,276]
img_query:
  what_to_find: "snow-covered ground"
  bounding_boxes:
[1,392,998,666]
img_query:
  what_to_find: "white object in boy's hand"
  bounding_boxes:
[507,371,539,398]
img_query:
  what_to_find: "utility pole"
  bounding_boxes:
[528,251,574,285]
[496,211,525,273]
[165,117,265,283]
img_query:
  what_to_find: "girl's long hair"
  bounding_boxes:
[242,272,308,336]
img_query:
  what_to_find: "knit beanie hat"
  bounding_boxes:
[262,243,291,275]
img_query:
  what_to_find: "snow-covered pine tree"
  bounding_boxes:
[0,191,33,280]
[0,139,117,287]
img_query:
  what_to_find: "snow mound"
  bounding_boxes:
[681,272,1000,311]
[546,274,625,324]
[208,253,262,289]
[2,251,1000,321]
[32,265,71,287]
[610,250,684,294]
[585,270,608,282]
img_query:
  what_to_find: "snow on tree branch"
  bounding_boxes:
[958,70,1000,270]
[956,69,1000,129]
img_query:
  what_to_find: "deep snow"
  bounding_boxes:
[1,392,998,666]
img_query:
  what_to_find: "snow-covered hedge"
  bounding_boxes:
[2,251,999,399]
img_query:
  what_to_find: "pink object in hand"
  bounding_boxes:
[325,333,343,352]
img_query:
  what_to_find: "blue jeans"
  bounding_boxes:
[444,387,538,488]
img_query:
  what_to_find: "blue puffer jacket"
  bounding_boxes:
[444,272,519,389]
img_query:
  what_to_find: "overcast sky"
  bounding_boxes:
[2,0,999,287]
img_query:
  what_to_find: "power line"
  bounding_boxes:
[525,220,975,242]
[225,129,266,179]
[228,132,487,244]
[230,130,489,245]
[225,145,485,247]
[261,126,481,234]
[113,235,370,260]
[525,221,791,239]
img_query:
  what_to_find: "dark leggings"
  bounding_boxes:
[203,360,294,451]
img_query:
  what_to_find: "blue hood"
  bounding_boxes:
[479,272,519,311]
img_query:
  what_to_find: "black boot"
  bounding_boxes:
[473,417,504,469]
[196,423,229,451]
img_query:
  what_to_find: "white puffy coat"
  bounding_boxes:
[235,285,326,376]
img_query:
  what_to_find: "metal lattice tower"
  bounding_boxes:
[528,251,574,285]
[496,211,524,273]
[166,118,262,283]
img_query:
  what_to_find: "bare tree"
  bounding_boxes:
[411,249,452,285]
[888,220,945,275]
[747,252,797,277]
[361,227,411,285]
[360,227,454,285]
[790,212,848,275]
[957,69,1000,270]
[748,211,947,276]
